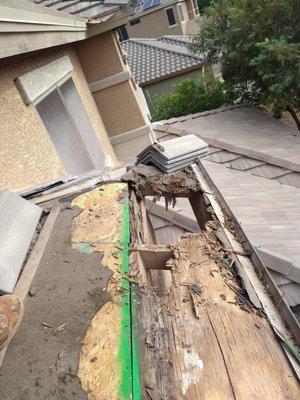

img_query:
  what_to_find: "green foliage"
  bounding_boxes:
[151,78,234,121]
[197,0,212,12]
[190,0,300,128]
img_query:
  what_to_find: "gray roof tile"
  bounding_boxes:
[160,106,300,173]
[122,36,204,85]
[27,0,124,19]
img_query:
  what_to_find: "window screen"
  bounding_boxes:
[36,78,106,176]
[36,88,93,176]
[59,79,106,170]
[166,8,176,26]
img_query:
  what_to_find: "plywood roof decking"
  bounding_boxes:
[0,206,110,399]
[1,170,299,398]
[136,232,300,398]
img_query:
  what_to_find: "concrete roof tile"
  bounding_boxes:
[121,36,203,85]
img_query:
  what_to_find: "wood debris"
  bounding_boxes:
[52,323,67,335]
[42,322,53,329]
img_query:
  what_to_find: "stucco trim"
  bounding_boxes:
[15,56,73,105]
[89,70,131,93]
[110,124,151,145]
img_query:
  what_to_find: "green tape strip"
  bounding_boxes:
[117,202,132,399]
[118,201,141,400]
[131,283,141,400]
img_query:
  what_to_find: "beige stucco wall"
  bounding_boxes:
[75,31,124,82]
[126,5,185,38]
[76,31,148,137]
[93,80,146,136]
[0,44,117,192]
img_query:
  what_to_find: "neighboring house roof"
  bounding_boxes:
[122,35,203,85]
[27,0,127,19]
[153,105,300,310]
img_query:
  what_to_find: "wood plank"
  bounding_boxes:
[131,244,174,270]
[191,163,262,308]
[137,233,300,398]
[148,213,186,245]
[14,204,60,301]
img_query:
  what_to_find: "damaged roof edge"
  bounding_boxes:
[194,161,300,344]
[0,0,129,59]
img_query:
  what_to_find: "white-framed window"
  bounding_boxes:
[165,7,177,27]
[177,3,186,22]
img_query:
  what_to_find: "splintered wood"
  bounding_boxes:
[137,232,300,399]
[122,164,200,202]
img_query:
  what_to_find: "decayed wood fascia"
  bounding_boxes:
[191,163,261,308]
[30,167,127,205]
[192,163,300,377]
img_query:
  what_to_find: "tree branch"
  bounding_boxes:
[286,106,300,132]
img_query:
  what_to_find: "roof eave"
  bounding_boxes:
[0,1,129,59]
[86,9,129,36]
[138,63,203,87]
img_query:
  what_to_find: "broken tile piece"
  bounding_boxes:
[0,191,42,293]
